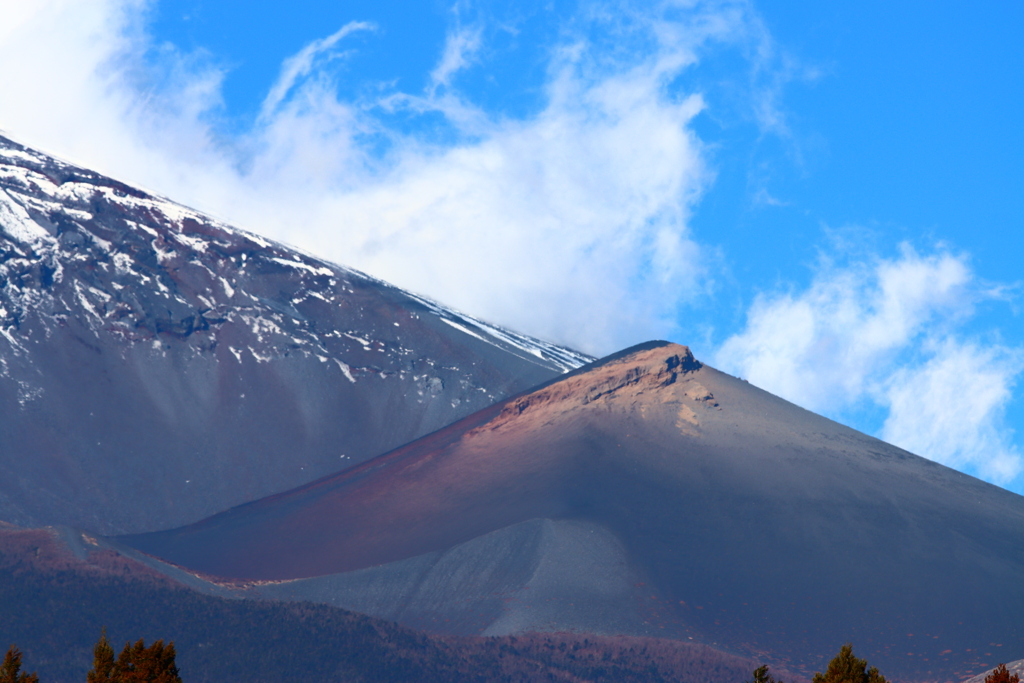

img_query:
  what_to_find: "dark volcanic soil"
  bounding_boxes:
[0,522,782,683]
[124,342,1024,681]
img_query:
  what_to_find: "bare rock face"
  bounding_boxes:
[125,341,1024,682]
[0,135,590,534]
[491,344,701,425]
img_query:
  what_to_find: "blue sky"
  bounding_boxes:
[1,0,1022,494]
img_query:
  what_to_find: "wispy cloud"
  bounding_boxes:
[259,21,376,121]
[0,0,774,354]
[715,244,1022,484]
[429,23,482,93]
[1,1,1020,489]
[715,246,975,410]
[882,340,1022,482]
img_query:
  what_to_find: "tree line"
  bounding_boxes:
[750,643,1020,683]
[3,631,180,683]
[3,635,1020,683]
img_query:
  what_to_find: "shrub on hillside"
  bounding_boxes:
[1,646,38,683]
[812,644,887,683]
[986,664,1021,683]
[87,631,181,683]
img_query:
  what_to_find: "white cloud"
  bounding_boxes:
[715,246,974,411]
[0,0,773,354]
[2,1,1020,488]
[429,24,482,93]
[715,245,1023,484]
[259,21,376,121]
[0,0,236,197]
[882,340,1022,483]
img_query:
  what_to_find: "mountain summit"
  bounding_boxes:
[125,341,1024,680]
[126,341,703,578]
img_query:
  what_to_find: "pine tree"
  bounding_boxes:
[87,629,116,683]
[985,664,1021,683]
[813,644,887,683]
[750,664,785,683]
[113,639,181,683]
[0,646,39,683]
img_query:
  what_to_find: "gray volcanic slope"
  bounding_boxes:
[125,342,1024,682]
[0,522,784,683]
[0,134,589,534]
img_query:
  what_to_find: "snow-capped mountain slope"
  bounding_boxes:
[0,134,590,534]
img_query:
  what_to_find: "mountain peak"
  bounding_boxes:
[483,342,703,434]
[122,338,1024,681]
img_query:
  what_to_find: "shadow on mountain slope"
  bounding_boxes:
[0,522,779,683]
